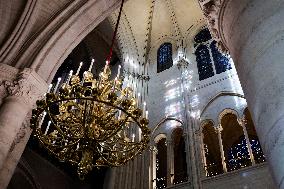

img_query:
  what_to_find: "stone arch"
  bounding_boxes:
[151,116,183,141]
[0,0,32,63]
[199,119,216,132]
[200,91,245,117]
[170,126,183,139]
[14,0,122,83]
[171,127,188,184]
[201,119,224,176]
[218,108,240,125]
[154,133,167,144]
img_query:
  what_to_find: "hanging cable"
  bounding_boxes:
[106,0,125,64]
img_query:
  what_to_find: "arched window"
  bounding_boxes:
[156,138,167,189]
[194,28,231,80]
[172,128,188,185]
[243,108,265,164]
[202,121,224,176]
[195,44,214,80]
[202,109,265,177]
[157,43,173,73]
[227,136,251,171]
[221,113,251,171]
[210,41,232,74]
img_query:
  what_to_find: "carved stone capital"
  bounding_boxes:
[194,129,202,136]
[176,58,189,70]
[198,0,228,53]
[237,118,247,127]
[149,146,158,154]
[215,124,223,132]
[2,68,48,107]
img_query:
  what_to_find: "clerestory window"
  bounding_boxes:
[157,43,173,73]
[194,28,231,80]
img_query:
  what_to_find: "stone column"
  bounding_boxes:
[238,118,255,165]
[166,139,174,186]
[198,131,208,177]
[104,168,117,189]
[216,125,227,173]
[199,0,284,187]
[177,59,199,188]
[0,68,47,188]
[149,146,158,189]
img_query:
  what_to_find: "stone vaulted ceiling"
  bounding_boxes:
[107,0,206,68]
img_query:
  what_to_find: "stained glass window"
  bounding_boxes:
[195,45,214,80]
[210,41,231,74]
[227,137,251,172]
[155,138,167,189]
[157,43,173,73]
[194,28,212,45]
[173,129,188,185]
[194,28,232,80]
[250,138,266,164]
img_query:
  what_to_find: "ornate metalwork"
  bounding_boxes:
[30,65,150,179]
[123,69,150,81]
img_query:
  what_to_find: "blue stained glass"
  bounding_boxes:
[157,43,173,73]
[227,137,251,172]
[250,138,265,163]
[194,28,212,44]
[195,44,214,80]
[210,41,232,74]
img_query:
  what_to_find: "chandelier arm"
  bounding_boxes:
[115,146,145,165]
[62,116,85,140]
[35,108,84,141]
[101,133,147,153]
[82,100,88,136]
[95,145,143,167]
[107,144,142,153]
[96,116,129,142]
[40,135,80,150]
[49,97,144,127]
[45,111,70,139]
[35,135,77,163]
[100,140,140,153]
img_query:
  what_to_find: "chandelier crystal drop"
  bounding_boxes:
[30,62,150,179]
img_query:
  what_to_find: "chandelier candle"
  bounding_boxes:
[138,128,141,141]
[117,65,121,78]
[66,70,73,84]
[44,121,51,135]
[76,62,83,75]
[38,112,46,128]
[53,77,61,93]
[47,84,53,93]
[104,61,109,72]
[145,111,149,119]
[143,102,146,117]
[89,59,95,71]
[137,93,141,106]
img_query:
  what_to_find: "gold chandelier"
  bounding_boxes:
[30,63,150,179]
[30,0,150,179]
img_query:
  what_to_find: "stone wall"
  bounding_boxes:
[202,163,276,189]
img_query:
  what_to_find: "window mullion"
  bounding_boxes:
[207,40,217,75]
